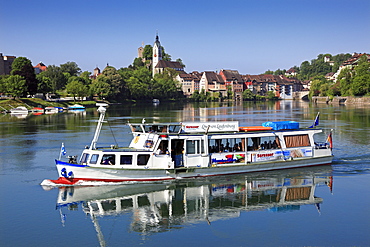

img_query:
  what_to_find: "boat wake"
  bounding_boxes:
[331,154,370,175]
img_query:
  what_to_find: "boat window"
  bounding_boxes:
[101,154,115,165]
[137,154,150,166]
[120,155,133,165]
[101,200,116,211]
[186,140,204,154]
[284,134,310,148]
[209,138,245,153]
[80,153,89,163]
[120,198,133,208]
[90,154,99,164]
[168,125,181,133]
[130,125,142,132]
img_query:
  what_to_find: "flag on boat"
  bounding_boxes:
[61,143,67,155]
[309,112,320,128]
[326,131,333,150]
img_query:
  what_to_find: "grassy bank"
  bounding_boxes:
[0,98,99,111]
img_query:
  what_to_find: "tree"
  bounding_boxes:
[90,78,112,100]
[351,55,370,96]
[263,70,274,75]
[100,66,126,99]
[40,65,67,93]
[36,74,52,93]
[11,57,38,95]
[142,45,153,60]
[176,58,185,68]
[0,75,9,93]
[66,80,88,102]
[152,68,182,99]
[243,89,255,100]
[6,75,27,98]
[126,67,153,100]
[338,68,353,96]
[60,62,81,77]
[132,57,144,69]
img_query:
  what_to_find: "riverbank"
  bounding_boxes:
[0,98,100,112]
[311,96,370,105]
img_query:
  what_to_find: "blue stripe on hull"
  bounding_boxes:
[55,159,88,167]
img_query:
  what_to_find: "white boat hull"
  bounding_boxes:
[47,155,332,184]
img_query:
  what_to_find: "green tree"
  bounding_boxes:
[152,68,182,99]
[351,55,370,96]
[263,70,274,75]
[132,57,145,69]
[11,57,38,95]
[40,65,67,92]
[0,75,9,93]
[126,67,153,99]
[142,45,153,60]
[79,71,92,85]
[6,75,27,98]
[338,68,353,96]
[243,89,255,100]
[100,66,126,100]
[90,77,112,100]
[36,74,52,93]
[66,80,88,102]
[60,61,81,76]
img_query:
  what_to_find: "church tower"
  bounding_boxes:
[152,34,162,75]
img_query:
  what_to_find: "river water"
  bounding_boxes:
[0,100,369,247]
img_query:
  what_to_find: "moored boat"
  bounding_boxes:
[45,106,62,114]
[68,104,85,110]
[10,106,29,114]
[41,103,333,186]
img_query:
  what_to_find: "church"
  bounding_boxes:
[138,35,184,76]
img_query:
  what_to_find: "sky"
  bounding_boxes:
[1,0,369,75]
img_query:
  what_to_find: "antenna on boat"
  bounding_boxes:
[90,103,108,150]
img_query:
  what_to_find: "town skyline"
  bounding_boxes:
[2,0,369,75]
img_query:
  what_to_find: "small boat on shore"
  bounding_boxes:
[68,104,85,110]
[10,106,29,114]
[45,106,62,114]
[41,104,333,186]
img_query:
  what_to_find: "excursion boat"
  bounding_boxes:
[41,103,333,185]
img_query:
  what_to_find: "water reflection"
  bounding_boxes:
[47,166,333,246]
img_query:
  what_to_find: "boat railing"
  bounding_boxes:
[314,142,330,149]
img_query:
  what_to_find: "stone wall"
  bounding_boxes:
[312,96,370,104]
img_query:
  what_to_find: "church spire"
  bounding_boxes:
[152,32,162,75]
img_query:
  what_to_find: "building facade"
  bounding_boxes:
[0,53,16,75]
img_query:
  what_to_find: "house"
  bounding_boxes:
[90,67,101,80]
[285,67,297,77]
[154,60,184,75]
[333,53,370,82]
[219,69,244,99]
[176,72,201,96]
[242,74,302,99]
[34,62,47,74]
[199,71,226,97]
[0,53,16,75]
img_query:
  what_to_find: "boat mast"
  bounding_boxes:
[90,103,108,150]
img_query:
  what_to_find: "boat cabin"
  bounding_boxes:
[77,121,329,171]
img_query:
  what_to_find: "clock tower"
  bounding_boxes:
[152,34,162,75]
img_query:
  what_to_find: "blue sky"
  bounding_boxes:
[1,0,369,75]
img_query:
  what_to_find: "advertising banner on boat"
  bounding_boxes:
[211,153,245,164]
[181,121,239,133]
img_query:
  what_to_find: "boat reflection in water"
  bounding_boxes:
[47,166,333,246]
